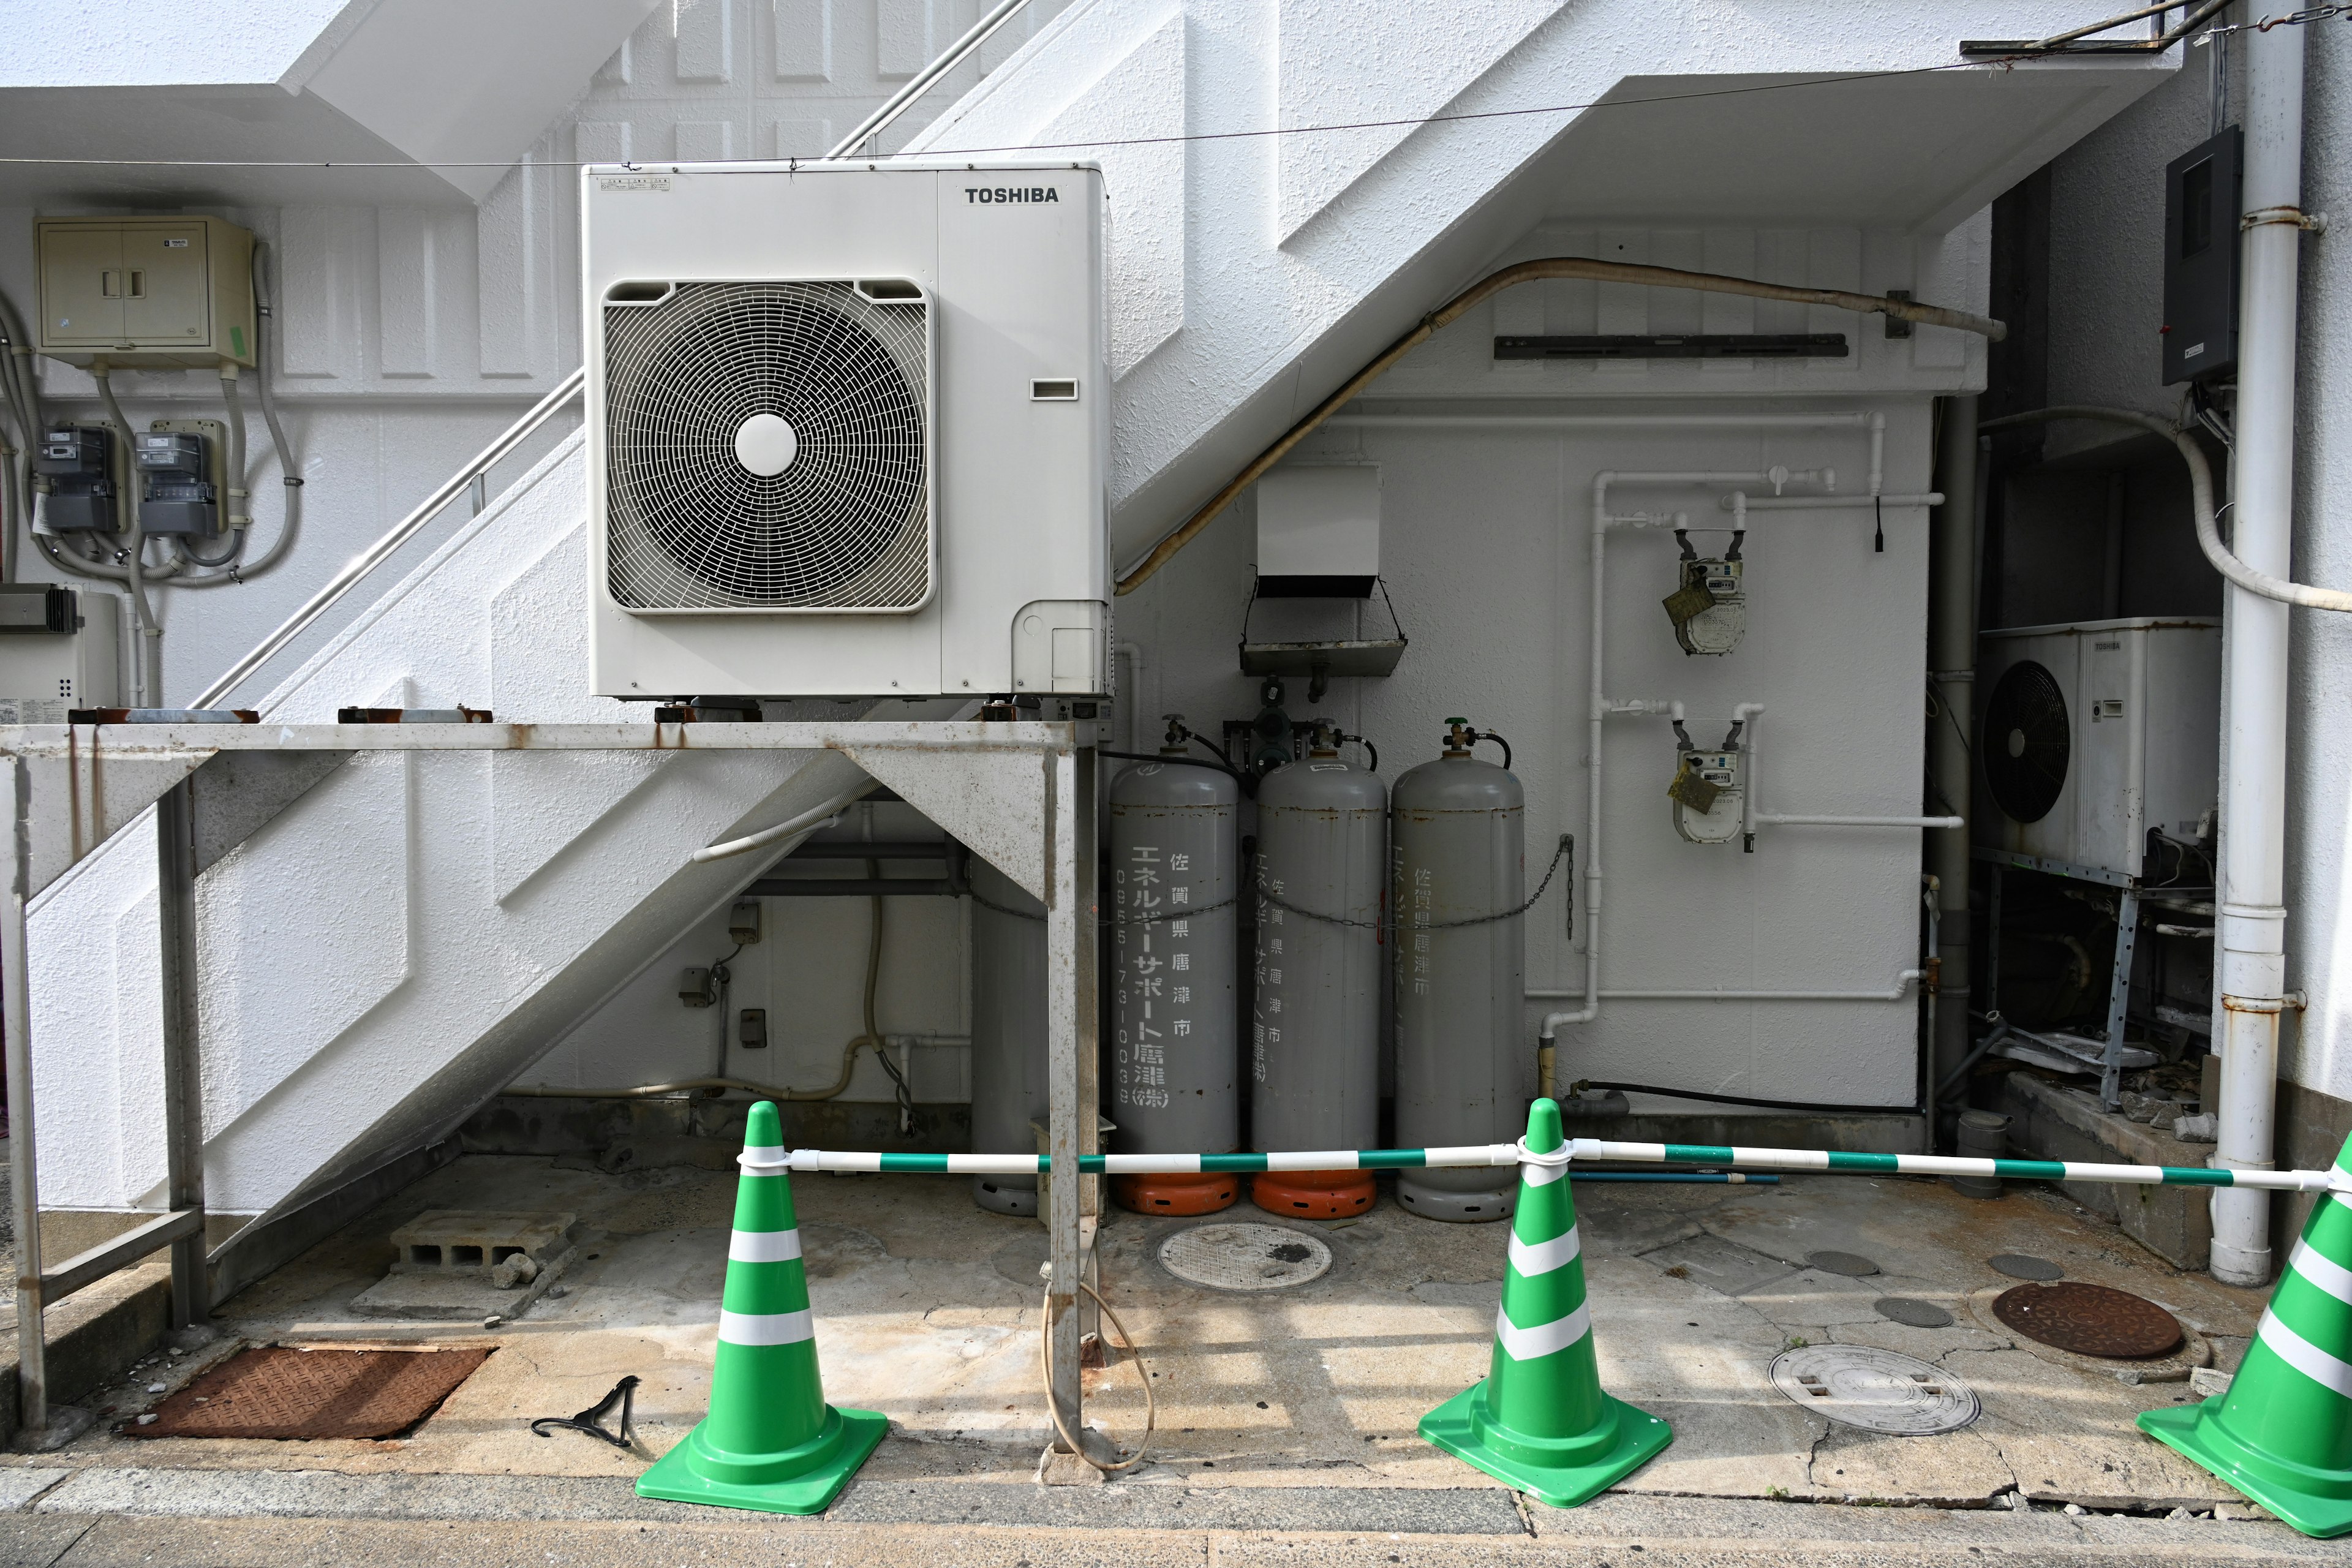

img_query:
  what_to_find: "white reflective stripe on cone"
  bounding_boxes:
[2292,1238,2352,1306]
[729,1228,804,1264]
[718,1308,815,1348]
[1521,1161,1569,1188]
[2256,1309,2352,1399]
[1507,1227,1582,1278]
[1493,1301,1591,1362]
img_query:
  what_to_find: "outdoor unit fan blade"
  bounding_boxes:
[1984,659,2070,824]
[601,281,931,611]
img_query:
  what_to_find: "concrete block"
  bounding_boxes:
[2000,1075,2214,1269]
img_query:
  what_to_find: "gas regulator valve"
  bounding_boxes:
[1661,529,1746,657]
[1668,718,1747,845]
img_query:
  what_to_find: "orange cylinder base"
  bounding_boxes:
[1251,1170,1377,1219]
[1112,1172,1239,1216]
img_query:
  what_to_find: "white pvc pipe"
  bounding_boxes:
[1562,473,1782,1027]
[1730,493,1943,511]
[1735,702,1959,839]
[1329,413,1874,431]
[1537,970,1925,1030]
[2212,16,2306,1287]
[1756,814,1964,828]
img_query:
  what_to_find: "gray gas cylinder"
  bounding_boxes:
[967,853,1047,1216]
[1392,719,1526,1222]
[1108,747,1241,1214]
[1251,736,1386,1217]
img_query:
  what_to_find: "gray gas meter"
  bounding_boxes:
[1662,530,1746,657]
[1669,719,1747,845]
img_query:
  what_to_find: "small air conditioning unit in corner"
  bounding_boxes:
[582,162,1109,700]
[1975,617,2220,879]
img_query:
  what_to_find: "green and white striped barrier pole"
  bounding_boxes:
[774,1138,2352,1193]
[636,1101,888,1515]
[2140,1131,2352,1539]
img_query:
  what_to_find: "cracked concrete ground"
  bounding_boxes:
[0,1152,2317,1564]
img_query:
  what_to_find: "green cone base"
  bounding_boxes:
[2139,1400,2352,1539]
[636,1404,887,1516]
[1419,1379,1670,1508]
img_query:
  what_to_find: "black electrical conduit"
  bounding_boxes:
[1569,1080,1918,1118]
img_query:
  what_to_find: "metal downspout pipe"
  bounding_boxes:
[2211,17,2307,1287]
[1928,398,1980,1123]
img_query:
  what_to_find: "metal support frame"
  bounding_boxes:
[1042,744,1099,1453]
[154,779,209,1331]
[0,719,1095,1446]
[1974,846,2151,1110]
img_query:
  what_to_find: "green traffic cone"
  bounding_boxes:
[1419,1098,1671,1506]
[636,1101,886,1515]
[2140,1133,2352,1538]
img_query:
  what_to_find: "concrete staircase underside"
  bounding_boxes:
[908,0,2172,562]
[28,431,940,1231]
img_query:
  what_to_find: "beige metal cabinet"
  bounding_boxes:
[35,216,255,369]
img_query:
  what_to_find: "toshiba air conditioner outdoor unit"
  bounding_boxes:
[582,162,1109,700]
[1975,617,2220,880]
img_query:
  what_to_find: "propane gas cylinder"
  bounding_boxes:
[1252,726,1385,1218]
[1392,718,1526,1222]
[1109,735,1241,1215]
[967,853,1047,1216]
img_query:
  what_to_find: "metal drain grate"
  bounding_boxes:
[1158,1223,1333,1291]
[1769,1345,1980,1435]
[127,1346,492,1440]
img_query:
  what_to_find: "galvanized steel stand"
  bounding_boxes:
[1975,846,2176,1109]
[1042,741,1099,1461]
[0,718,1096,1450]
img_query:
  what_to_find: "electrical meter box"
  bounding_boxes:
[2163,127,2240,386]
[0,586,119,722]
[35,215,257,369]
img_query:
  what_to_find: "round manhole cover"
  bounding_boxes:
[1806,1250,1880,1278]
[1992,1281,2183,1359]
[1874,1296,1954,1329]
[1158,1223,1333,1291]
[1989,1253,2064,1281]
[1769,1346,1980,1435]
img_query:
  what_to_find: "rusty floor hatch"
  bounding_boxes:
[1992,1281,2184,1359]
[127,1346,492,1440]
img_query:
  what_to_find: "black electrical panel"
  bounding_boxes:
[2163,126,2241,385]
[33,428,116,533]
[135,431,218,536]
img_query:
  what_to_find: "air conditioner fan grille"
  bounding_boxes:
[601,281,929,610]
[1984,659,2070,824]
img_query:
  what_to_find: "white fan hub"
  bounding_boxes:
[734,413,799,477]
